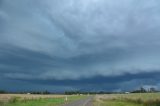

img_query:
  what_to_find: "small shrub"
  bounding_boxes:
[144,99,160,106]
[0,101,5,106]
[120,97,143,104]
[135,98,143,104]
[9,97,19,103]
[21,97,27,103]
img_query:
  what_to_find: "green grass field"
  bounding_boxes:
[0,95,86,106]
[95,100,143,106]
[94,93,160,106]
[1,93,160,106]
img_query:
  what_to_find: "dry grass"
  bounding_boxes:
[0,94,65,103]
[94,93,160,106]
[95,93,160,101]
[0,94,86,106]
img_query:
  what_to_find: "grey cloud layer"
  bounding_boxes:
[1,0,160,83]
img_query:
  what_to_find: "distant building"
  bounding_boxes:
[125,92,130,94]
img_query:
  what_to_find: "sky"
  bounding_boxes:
[0,0,160,92]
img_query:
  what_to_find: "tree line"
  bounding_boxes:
[0,87,158,94]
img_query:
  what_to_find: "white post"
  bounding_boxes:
[65,95,68,102]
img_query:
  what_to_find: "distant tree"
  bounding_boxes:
[149,87,156,92]
[43,90,50,94]
[0,90,7,94]
[131,87,147,93]
[140,87,146,93]
[65,91,81,95]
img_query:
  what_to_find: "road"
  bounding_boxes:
[62,96,94,106]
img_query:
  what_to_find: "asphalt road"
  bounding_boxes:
[62,96,94,106]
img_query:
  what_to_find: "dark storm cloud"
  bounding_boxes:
[4,72,160,92]
[1,0,160,91]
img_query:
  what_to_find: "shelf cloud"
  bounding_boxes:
[1,0,160,91]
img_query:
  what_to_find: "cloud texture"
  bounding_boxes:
[1,0,160,91]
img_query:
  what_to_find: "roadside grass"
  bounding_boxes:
[94,93,160,106]
[0,101,5,106]
[0,95,87,106]
[94,99,143,106]
[66,95,87,102]
[0,97,65,106]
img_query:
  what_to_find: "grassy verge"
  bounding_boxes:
[94,99,143,106]
[65,95,87,102]
[94,93,160,106]
[98,99,160,106]
[0,95,87,106]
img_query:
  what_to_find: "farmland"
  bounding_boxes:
[0,94,86,106]
[0,93,160,106]
[94,93,160,106]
